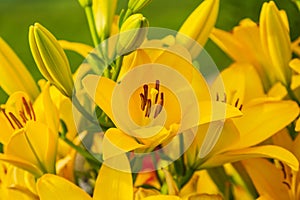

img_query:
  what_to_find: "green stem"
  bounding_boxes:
[232,162,258,199]
[72,95,98,125]
[207,166,234,200]
[111,56,124,81]
[84,6,100,47]
[286,85,300,104]
[178,169,194,189]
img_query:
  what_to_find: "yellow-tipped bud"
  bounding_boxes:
[128,0,152,13]
[0,38,39,100]
[78,0,92,7]
[93,0,118,39]
[260,1,292,86]
[176,0,219,51]
[117,14,149,54]
[29,23,74,97]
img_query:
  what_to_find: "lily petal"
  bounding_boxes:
[0,154,43,177]
[83,75,116,124]
[289,58,300,74]
[177,0,219,48]
[103,128,145,160]
[233,98,299,149]
[118,49,151,81]
[93,155,133,200]
[0,37,39,100]
[5,121,58,174]
[201,145,299,171]
[210,28,248,63]
[59,40,93,57]
[37,174,91,200]
[212,63,265,105]
[143,195,181,200]
[242,158,289,200]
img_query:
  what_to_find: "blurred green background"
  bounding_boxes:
[0,0,299,103]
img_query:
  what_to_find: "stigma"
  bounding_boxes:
[140,80,164,118]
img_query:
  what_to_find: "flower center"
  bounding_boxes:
[1,97,36,129]
[139,80,164,119]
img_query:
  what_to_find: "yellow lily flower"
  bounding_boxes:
[0,84,58,145]
[187,63,299,171]
[242,129,300,199]
[0,85,60,177]
[176,0,219,58]
[83,48,242,160]
[0,37,39,100]
[210,1,294,90]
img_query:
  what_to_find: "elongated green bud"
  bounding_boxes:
[29,23,74,97]
[117,14,149,54]
[128,0,152,13]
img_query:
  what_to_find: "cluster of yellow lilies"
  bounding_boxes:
[0,0,300,199]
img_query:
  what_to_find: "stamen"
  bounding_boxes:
[216,93,219,101]
[155,80,160,103]
[282,181,291,189]
[1,108,15,129]
[222,93,227,103]
[29,102,36,121]
[140,93,146,111]
[234,98,240,107]
[143,85,148,101]
[22,97,32,120]
[19,111,28,123]
[8,112,23,129]
[239,104,243,111]
[145,99,151,118]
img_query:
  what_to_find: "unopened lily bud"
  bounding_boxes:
[117,14,148,54]
[78,0,92,8]
[29,23,74,97]
[260,1,292,86]
[0,38,39,100]
[128,0,152,13]
[176,0,219,51]
[93,0,118,39]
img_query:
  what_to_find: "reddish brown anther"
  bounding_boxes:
[22,97,32,120]
[9,112,23,129]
